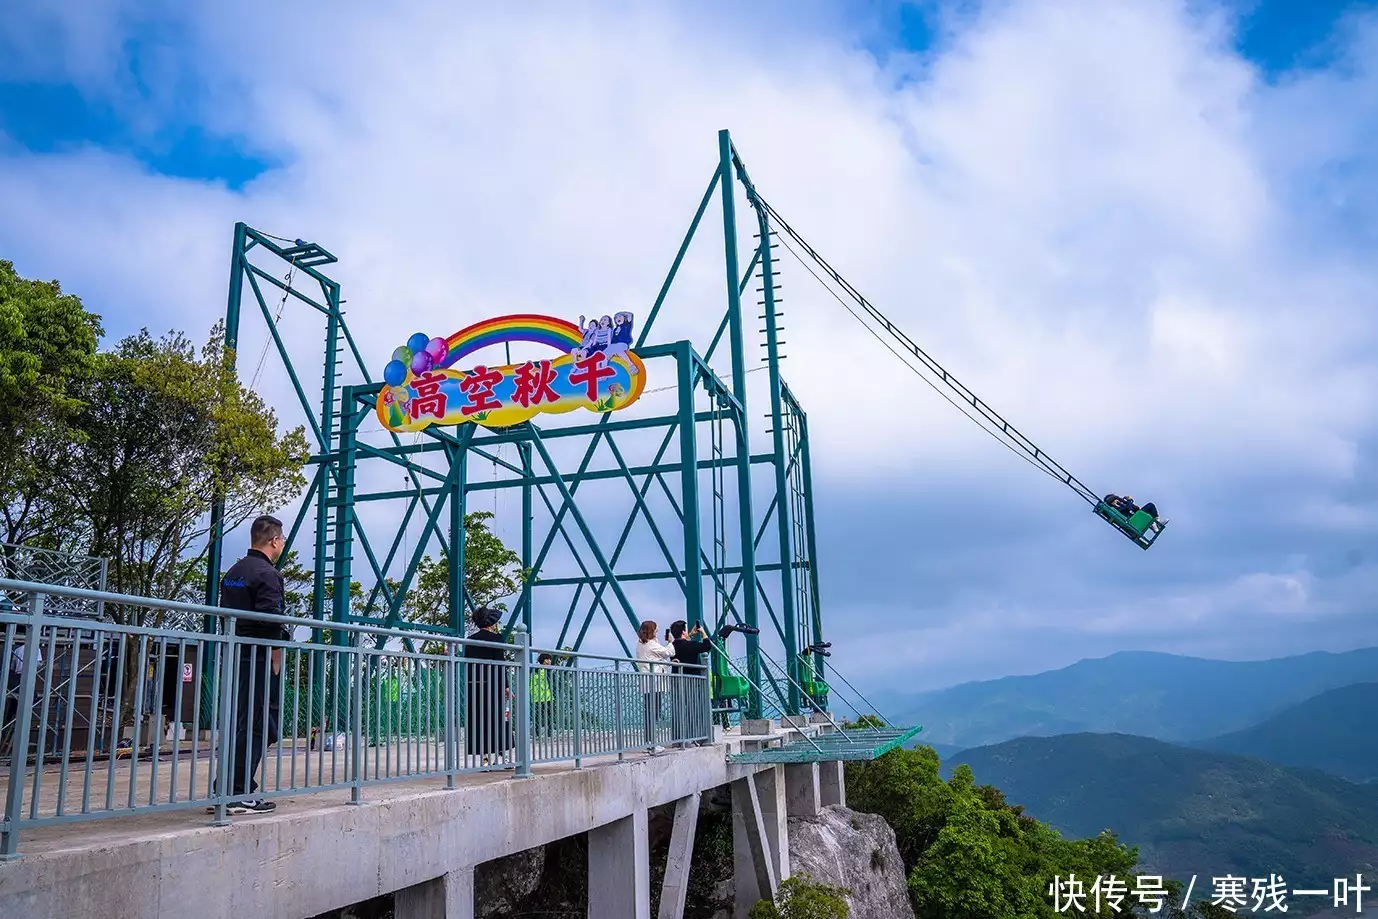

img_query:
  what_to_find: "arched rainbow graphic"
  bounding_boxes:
[438,314,583,368]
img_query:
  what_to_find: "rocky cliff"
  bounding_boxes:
[785,806,916,919]
[709,804,914,919]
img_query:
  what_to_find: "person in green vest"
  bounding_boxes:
[530,654,555,739]
[369,658,402,747]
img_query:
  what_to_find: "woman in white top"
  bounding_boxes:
[635,621,673,754]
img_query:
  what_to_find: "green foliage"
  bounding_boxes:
[406,510,523,631]
[686,805,735,915]
[950,733,1378,891]
[62,326,308,614]
[845,714,886,729]
[846,746,1140,919]
[0,260,103,547]
[749,875,850,919]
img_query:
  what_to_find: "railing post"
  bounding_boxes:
[1,592,44,861]
[701,669,712,741]
[573,663,583,769]
[212,616,237,826]
[350,638,364,803]
[614,659,625,761]
[444,643,457,788]
[514,627,532,778]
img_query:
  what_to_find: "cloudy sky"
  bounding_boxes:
[3,0,1377,702]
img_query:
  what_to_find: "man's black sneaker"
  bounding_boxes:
[226,799,277,815]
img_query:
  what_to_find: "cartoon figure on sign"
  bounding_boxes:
[575,315,602,361]
[605,311,637,375]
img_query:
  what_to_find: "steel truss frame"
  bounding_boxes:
[204,129,827,718]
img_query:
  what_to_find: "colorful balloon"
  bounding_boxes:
[426,337,447,360]
[407,332,430,354]
[410,350,433,374]
[383,359,407,387]
[392,346,413,364]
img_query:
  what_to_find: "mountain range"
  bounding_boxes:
[893,646,1378,749]
[946,733,1378,892]
[1193,681,1378,783]
[887,645,1378,916]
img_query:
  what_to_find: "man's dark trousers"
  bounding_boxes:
[229,644,281,798]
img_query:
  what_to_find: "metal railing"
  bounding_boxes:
[0,578,710,859]
[0,544,108,619]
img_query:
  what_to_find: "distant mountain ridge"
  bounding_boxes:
[947,733,1378,888]
[1195,682,1378,783]
[895,647,1378,748]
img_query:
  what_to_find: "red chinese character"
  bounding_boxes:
[408,371,449,420]
[569,351,616,402]
[511,360,559,408]
[458,365,504,416]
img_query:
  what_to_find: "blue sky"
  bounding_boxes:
[4,1,1363,190]
[4,0,1378,698]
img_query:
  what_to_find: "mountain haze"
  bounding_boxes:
[897,647,1378,748]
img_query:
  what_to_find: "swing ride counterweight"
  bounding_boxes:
[206,131,840,728]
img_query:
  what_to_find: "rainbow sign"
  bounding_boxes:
[376,312,646,432]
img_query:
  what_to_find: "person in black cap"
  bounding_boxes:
[465,607,512,766]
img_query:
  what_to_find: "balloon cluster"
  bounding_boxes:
[383,332,449,387]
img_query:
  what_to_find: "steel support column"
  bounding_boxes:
[718,128,762,718]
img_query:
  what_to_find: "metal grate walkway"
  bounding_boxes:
[726,724,923,764]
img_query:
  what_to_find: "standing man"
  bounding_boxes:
[216,514,289,815]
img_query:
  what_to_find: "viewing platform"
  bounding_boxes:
[0,578,906,918]
[0,724,853,919]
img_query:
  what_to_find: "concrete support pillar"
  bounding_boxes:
[394,867,475,919]
[784,763,821,817]
[589,807,651,919]
[756,766,789,884]
[731,775,778,919]
[658,792,701,919]
[819,760,846,808]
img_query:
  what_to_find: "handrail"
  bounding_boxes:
[0,578,712,858]
[0,577,706,672]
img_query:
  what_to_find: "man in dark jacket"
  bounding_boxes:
[216,514,289,814]
[666,619,757,746]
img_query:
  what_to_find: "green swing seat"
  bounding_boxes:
[1093,501,1164,550]
[797,658,828,700]
[712,652,750,702]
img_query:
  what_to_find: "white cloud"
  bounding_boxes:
[3,0,1378,689]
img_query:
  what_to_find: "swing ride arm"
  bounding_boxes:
[737,173,1165,550]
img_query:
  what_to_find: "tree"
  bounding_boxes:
[61,325,308,612]
[0,259,103,549]
[847,748,1143,918]
[750,875,851,919]
[404,510,523,631]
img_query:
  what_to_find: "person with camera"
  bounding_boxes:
[665,619,757,745]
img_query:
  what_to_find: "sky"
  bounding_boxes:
[3,0,1378,703]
